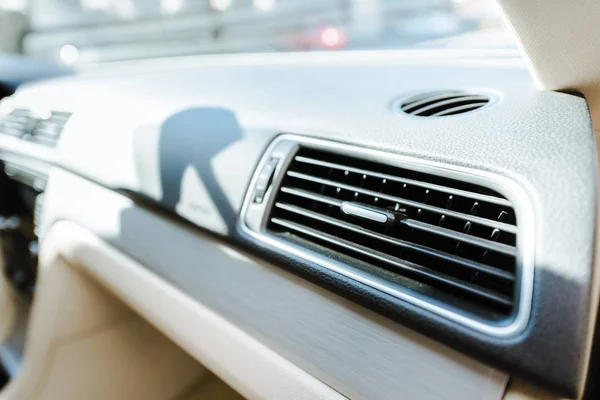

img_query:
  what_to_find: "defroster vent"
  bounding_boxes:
[258,143,526,325]
[396,90,493,117]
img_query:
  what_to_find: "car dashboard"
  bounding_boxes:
[0,49,597,400]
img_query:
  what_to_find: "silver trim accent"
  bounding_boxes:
[341,202,389,224]
[240,134,535,337]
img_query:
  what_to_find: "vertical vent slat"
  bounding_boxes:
[266,147,520,321]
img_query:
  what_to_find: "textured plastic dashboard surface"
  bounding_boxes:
[9,50,598,396]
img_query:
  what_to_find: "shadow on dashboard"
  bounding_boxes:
[128,107,246,234]
[157,107,242,230]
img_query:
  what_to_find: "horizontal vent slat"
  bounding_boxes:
[48,112,72,120]
[26,135,57,146]
[401,219,516,256]
[0,126,25,136]
[431,103,487,117]
[275,202,514,281]
[0,120,30,130]
[280,186,343,206]
[271,217,513,308]
[287,170,517,234]
[401,92,464,111]
[2,116,32,125]
[294,155,511,206]
[32,127,63,137]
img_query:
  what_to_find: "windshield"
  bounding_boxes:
[3,0,514,64]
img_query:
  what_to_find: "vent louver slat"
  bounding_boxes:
[266,147,520,321]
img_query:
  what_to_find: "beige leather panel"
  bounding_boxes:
[497,0,600,124]
[0,242,205,400]
[0,250,17,344]
[33,221,346,400]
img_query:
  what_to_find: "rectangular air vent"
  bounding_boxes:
[268,148,518,320]
[0,108,36,137]
[243,137,532,330]
[0,108,71,147]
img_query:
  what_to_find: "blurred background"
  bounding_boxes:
[0,0,513,65]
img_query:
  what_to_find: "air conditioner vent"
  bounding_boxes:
[0,108,71,147]
[0,108,36,137]
[266,147,520,322]
[398,90,492,117]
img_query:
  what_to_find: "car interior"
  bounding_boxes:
[1,0,600,399]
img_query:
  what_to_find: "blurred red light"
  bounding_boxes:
[320,26,345,48]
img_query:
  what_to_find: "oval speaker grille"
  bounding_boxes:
[398,90,492,117]
[266,147,519,322]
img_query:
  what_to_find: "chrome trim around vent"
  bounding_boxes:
[240,134,535,337]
